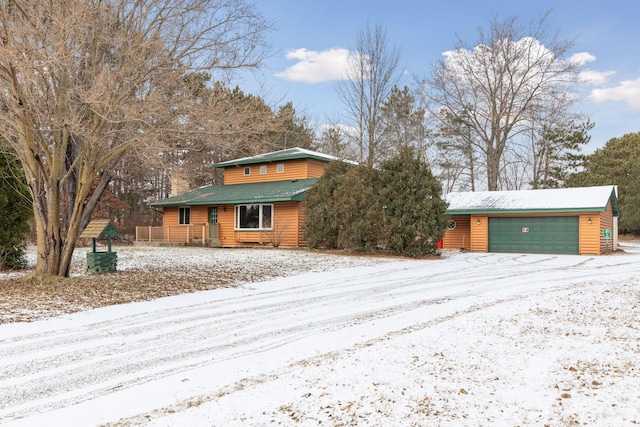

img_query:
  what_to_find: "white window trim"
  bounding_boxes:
[276,163,284,173]
[260,165,267,175]
[179,206,191,225]
[234,204,274,230]
[243,166,251,176]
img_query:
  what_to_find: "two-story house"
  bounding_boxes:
[136,147,353,247]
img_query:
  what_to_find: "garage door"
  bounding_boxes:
[488,216,579,254]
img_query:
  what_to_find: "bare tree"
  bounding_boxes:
[337,23,402,167]
[0,0,272,277]
[420,12,584,191]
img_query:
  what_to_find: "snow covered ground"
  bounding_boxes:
[1,244,639,426]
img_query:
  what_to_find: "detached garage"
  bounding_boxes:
[442,186,619,255]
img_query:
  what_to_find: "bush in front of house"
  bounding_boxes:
[305,146,448,257]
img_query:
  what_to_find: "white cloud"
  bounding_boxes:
[275,48,351,83]
[579,69,616,85]
[569,52,596,66]
[589,76,640,108]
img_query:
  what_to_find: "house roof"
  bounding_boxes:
[445,185,619,216]
[151,178,318,207]
[214,147,356,168]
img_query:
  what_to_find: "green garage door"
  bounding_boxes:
[488,216,579,254]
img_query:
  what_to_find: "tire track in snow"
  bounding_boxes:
[1,253,639,423]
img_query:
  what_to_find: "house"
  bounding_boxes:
[136,148,354,247]
[441,185,619,255]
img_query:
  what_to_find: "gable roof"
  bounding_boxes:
[214,147,356,168]
[80,220,122,239]
[445,185,619,216]
[151,178,318,207]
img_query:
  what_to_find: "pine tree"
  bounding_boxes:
[566,132,640,233]
[304,161,352,249]
[377,146,448,256]
[0,147,33,269]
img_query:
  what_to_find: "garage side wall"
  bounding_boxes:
[600,202,615,254]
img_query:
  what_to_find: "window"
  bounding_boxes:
[276,163,284,173]
[179,207,191,225]
[209,207,218,224]
[243,166,251,176]
[260,165,267,175]
[235,204,273,230]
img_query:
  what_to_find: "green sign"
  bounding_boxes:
[603,229,611,239]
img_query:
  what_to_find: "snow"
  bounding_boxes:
[445,185,617,211]
[1,244,640,426]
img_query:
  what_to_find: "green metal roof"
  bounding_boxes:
[150,178,318,207]
[214,147,354,168]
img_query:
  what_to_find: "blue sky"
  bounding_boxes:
[236,0,640,152]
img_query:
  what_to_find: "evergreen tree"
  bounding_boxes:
[378,146,448,256]
[336,166,381,251]
[380,86,427,156]
[566,132,640,233]
[305,147,448,256]
[304,161,353,249]
[0,147,32,269]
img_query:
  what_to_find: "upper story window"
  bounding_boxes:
[276,163,284,173]
[243,166,251,176]
[179,207,191,225]
[260,165,267,175]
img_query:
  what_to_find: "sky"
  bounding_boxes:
[235,0,640,153]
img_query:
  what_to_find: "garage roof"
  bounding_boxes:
[150,178,318,207]
[445,185,619,216]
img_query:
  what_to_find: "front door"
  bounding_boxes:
[208,207,218,239]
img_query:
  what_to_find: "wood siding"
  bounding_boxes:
[442,216,471,250]
[600,202,615,254]
[223,159,327,184]
[579,214,600,255]
[470,215,488,252]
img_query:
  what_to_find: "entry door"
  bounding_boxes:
[208,207,218,238]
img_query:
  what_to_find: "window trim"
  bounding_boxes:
[276,163,284,173]
[243,166,251,176]
[179,206,191,225]
[234,203,274,230]
[260,165,267,175]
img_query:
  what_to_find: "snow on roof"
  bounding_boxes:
[215,147,358,167]
[445,185,618,214]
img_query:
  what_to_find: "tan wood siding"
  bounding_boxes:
[216,202,302,247]
[217,205,236,246]
[223,159,323,184]
[470,215,488,252]
[271,202,300,247]
[306,159,328,178]
[579,214,600,255]
[442,216,471,250]
[164,207,179,226]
